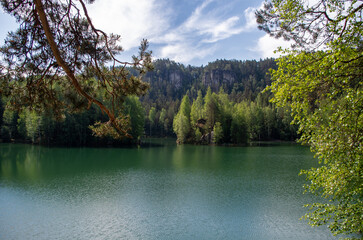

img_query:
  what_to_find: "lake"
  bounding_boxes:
[0,140,336,240]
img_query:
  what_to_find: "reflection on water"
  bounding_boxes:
[1,145,43,182]
[0,142,336,240]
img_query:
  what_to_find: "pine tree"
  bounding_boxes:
[0,0,152,139]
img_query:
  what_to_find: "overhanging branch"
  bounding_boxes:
[33,0,131,138]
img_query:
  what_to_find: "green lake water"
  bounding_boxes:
[0,140,337,239]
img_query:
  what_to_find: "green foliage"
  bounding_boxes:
[139,58,278,139]
[0,0,152,139]
[173,87,295,145]
[194,128,202,143]
[159,108,166,125]
[216,88,233,143]
[141,58,276,111]
[25,110,42,143]
[0,97,144,146]
[245,102,263,141]
[173,112,190,144]
[159,108,167,136]
[273,47,363,238]
[258,0,362,237]
[90,115,131,141]
[213,122,223,144]
[203,87,219,130]
[123,96,145,141]
[0,97,4,131]
[173,95,191,143]
[0,54,295,146]
[17,111,27,140]
[262,106,275,140]
[1,107,18,140]
[230,102,248,144]
[0,56,296,146]
[179,95,191,120]
[148,107,157,125]
[190,90,204,127]
[17,109,42,143]
[148,107,157,136]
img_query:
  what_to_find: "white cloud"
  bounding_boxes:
[160,42,217,63]
[242,6,259,31]
[154,0,253,63]
[182,0,214,30]
[84,0,270,64]
[201,16,243,43]
[245,1,292,58]
[86,0,170,50]
[254,34,292,58]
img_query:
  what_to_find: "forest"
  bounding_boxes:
[0,58,297,146]
[0,0,361,238]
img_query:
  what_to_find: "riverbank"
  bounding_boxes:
[0,136,300,149]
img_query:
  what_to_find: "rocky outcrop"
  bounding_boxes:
[169,71,182,89]
[202,69,236,91]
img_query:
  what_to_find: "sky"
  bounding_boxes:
[0,0,291,66]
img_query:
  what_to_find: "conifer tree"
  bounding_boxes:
[0,0,152,139]
[190,90,204,127]
[173,95,191,144]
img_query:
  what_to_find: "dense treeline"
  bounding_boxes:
[142,58,297,141]
[172,88,297,144]
[0,58,297,146]
[0,95,145,146]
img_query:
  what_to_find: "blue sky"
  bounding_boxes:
[0,0,290,66]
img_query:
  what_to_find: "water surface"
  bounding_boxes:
[0,140,336,239]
